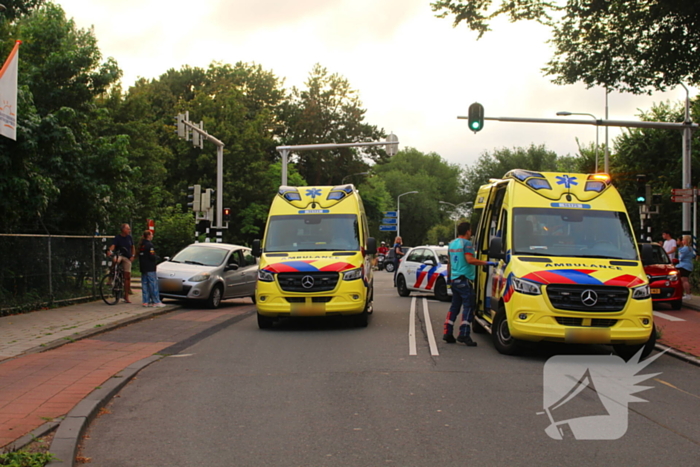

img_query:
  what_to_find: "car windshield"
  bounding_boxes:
[436,248,448,264]
[265,214,360,252]
[171,246,229,266]
[512,207,638,260]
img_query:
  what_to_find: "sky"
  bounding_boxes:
[57,0,698,169]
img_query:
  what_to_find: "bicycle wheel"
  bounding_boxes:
[100,273,120,305]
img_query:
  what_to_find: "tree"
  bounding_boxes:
[462,144,560,203]
[373,148,464,246]
[279,64,386,186]
[431,0,700,93]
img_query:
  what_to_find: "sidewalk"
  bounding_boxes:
[0,291,256,453]
[0,292,698,458]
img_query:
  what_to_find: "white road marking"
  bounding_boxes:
[409,297,417,356]
[653,311,685,322]
[422,298,440,356]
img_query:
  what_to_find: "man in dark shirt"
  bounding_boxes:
[108,223,135,303]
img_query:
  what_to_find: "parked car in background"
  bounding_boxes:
[641,242,683,310]
[395,245,451,301]
[384,246,410,273]
[157,243,258,308]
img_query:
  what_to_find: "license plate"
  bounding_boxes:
[650,288,660,294]
[160,279,183,293]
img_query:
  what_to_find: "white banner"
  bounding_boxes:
[0,41,20,141]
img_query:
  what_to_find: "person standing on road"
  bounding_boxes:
[392,236,404,286]
[660,231,677,259]
[678,235,694,300]
[138,230,166,308]
[443,222,495,346]
[108,223,135,303]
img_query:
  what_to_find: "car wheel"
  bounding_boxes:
[257,312,274,329]
[492,306,523,355]
[613,325,656,361]
[670,299,682,310]
[397,275,410,297]
[434,277,450,302]
[385,262,395,273]
[206,284,223,309]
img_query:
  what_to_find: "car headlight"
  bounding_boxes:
[512,277,542,296]
[258,269,275,282]
[343,268,363,281]
[189,272,211,282]
[668,271,679,282]
[632,284,650,299]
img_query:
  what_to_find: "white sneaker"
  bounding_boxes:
[153,303,167,308]
[683,294,691,300]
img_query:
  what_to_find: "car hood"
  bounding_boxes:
[512,258,647,287]
[260,252,361,273]
[644,263,676,277]
[157,261,218,279]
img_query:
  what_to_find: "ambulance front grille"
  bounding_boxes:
[546,285,628,312]
[277,272,339,292]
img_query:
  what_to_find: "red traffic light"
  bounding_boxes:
[223,207,231,222]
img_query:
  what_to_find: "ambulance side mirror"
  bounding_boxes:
[489,237,504,260]
[366,237,377,255]
[252,239,261,257]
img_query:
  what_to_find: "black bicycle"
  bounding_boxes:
[100,251,124,305]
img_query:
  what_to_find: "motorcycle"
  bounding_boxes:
[376,254,386,271]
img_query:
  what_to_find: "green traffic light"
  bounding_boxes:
[636,196,646,203]
[471,122,481,130]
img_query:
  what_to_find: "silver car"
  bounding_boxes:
[157,243,258,308]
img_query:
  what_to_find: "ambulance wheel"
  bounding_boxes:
[434,277,450,302]
[492,307,523,355]
[257,312,274,329]
[397,275,410,297]
[613,325,656,361]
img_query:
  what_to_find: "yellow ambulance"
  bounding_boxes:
[471,170,655,359]
[252,185,376,328]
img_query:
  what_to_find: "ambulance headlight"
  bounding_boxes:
[258,270,275,282]
[343,268,363,281]
[512,277,542,296]
[632,284,650,300]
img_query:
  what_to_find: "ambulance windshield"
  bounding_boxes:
[512,207,638,260]
[265,214,360,252]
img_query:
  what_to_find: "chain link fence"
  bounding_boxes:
[0,234,114,316]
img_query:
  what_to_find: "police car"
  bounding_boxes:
[395,245,451,301]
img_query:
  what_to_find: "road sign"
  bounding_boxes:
[672,195,695,203]
[382,218,397,224]
[379,225,397,231]
[383,211,397,217]
[672,188,695,196]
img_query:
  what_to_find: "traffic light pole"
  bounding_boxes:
[178,117,226,230]
[462,114,699,238]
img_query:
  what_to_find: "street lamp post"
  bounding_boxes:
[397,191,418,239]
[557,111,600,172]
[342,171,370,185]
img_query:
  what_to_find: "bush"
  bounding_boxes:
[0,451,55,467]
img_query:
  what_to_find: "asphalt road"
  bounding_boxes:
[82,272,700,466]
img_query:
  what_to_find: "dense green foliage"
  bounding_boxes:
[0,450,54,467]
[431,0,700,93]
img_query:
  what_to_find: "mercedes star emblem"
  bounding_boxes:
[301,275,315,289]
[581,289,598,307]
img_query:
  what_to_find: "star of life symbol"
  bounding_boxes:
[538,348,666,440]
[306,188,322,198]
[555,175,578,189]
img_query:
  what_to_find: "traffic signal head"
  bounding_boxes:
[187,184,201,212]
[223,207,231,223]
[636,175,647,204]
[201,188,214,210]
[468,102,484,132]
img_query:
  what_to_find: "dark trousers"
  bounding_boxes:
[443,277,474,337]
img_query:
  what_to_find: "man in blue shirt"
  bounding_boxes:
[444,222,495,346]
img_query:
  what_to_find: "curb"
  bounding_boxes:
[5,304,179,363]
[45,356,163,466]
[654,342,700,367]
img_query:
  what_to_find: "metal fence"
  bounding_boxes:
[0,234,113,316]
